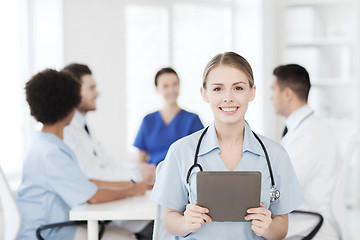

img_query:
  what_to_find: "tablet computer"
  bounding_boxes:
[196,171,261,222]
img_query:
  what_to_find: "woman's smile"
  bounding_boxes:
[219,106,239,114]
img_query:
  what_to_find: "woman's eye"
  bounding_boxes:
[213,87,221,91]
[235,86,243,91]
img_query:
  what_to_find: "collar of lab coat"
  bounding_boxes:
[198,121,265,157]
[73,110,87,128]
[285,104,313,132]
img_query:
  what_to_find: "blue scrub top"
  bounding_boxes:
[151,122,303,240]
[134,109,203,166]
[16,132,98,240]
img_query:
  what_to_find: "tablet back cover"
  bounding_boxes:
[197,171,261,222]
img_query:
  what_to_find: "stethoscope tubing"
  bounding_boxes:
[186,125,278,201]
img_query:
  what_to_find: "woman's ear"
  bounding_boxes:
[200,87,209,103]
[249,85,256,102]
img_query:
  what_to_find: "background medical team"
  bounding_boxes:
[15,53,344,239]
[16,69,147,240]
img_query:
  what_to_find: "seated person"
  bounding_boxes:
[16,69,149,240]
[63,63,154,183]
[134,67,204,166]
[271,64,341,239]
[63,63,154,239]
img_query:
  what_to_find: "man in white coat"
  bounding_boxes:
[63,63,155,240]
[271,64,341,240]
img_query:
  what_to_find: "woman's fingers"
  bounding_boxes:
[185,205,212,222]
[251,219,265,228]
[184,203,212,233]
[245,203,272,237]
[186,202,209,214]
[247,205,271,216]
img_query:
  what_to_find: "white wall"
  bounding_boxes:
[261,0,284,140]
[62,0,281,160]
[63,0,128,159]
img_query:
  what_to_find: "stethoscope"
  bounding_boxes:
[186,126,281,203]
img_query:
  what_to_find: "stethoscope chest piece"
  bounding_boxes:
[270,187,280,202]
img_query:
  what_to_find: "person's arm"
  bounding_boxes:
[87,180,147,204]
[90,179,133,188]
[138,150,148,164]
[139,163,156,184]
[164,203,212,237]
[245,203,288,240]
[264,214,288,240]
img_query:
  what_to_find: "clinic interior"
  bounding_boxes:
[1,0,360,238]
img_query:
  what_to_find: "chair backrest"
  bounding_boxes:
[331,136,360,240]
[0,166,21,240]
[152,161,173,240]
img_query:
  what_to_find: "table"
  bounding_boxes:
[69,192,155,240]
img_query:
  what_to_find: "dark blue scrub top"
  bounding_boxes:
[134,109,203,166]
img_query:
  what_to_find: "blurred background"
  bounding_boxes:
[0,0,359,236]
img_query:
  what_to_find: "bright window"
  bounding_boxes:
[126,1,233,149]
[0,0,23,188]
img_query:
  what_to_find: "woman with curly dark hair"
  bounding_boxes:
[16,69,147,240]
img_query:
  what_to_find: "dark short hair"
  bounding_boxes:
[63,63,92,83]
[154,67,178,87]
[25,69,81,124]
[273,64,311,101]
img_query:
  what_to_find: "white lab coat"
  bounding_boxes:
[282,105,341,240]
[64,111,149,233]
[64,111,139,181]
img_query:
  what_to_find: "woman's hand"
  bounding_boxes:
[140,163,156,184]
[183,202,212,233]
[245,203,272,237]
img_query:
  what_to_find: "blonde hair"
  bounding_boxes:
[202,52,254,89]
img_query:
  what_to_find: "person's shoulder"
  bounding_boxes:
[170,128,204,151]
[180,109,200,119]
[141,111,160,125]
[180,109,198,117]
[34,132,58,149]
[143,111,159,120]
[300,114,336,141]
[27,133,66,161]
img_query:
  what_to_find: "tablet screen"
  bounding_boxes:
[196,171,261,222]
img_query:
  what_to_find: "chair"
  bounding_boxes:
[152,161,173,240]
[36,221,105,240]
[0,166,21,240]
[331,136,360,240]
[290,210,323,240]
[0,166,105,240]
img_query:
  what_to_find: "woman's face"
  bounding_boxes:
[156,73,180,104]
[201,65,255,125]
